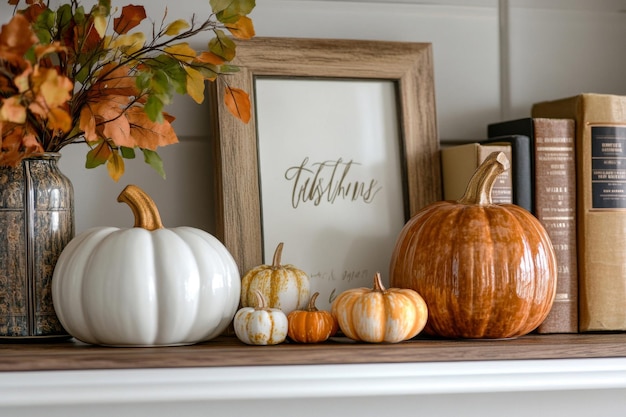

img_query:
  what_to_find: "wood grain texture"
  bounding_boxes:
[207,37,441,274]
[1,334,626,372]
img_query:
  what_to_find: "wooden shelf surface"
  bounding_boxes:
[1,333,626,372]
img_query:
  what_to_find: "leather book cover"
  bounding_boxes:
[441,142,513,204]
[488,117,578,333]
[481,134,533,212]
[532,94,626,332]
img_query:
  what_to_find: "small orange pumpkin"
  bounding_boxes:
[331,272,428,343]
[390,152,557,339]
[287,292,338,343]
[241,242,310,314]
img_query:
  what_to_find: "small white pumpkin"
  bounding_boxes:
[234,290,288,345]
[51,185,240,347]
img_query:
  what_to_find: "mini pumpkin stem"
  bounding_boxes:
[458,151,509,206]
[253,290,267,309]
[271,242,284,268]
[117,184,164,231]
[307,292,320,311]
[372,272,387,293]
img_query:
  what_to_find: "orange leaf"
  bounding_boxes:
[113,5,147,35]
[34,66,73,108]
[125,107,179,150]
[0,125,43,167]
[0,96,27,124]
[225,16,255,40]
[90,63,139,98]
[13,63,32,92]
[85,99,132,147]
[224,86,251,123]
[47,107,72,132]
[102,112,132,148]
[195,51,225,66]
[79,106,98,143]
[21,3,48,24]
[0,14,38,63]
[74,18,103,54]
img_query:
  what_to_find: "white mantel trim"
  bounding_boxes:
[2,357,626,408]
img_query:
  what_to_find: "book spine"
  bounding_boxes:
[533,94,626,331]
[533,119,578,333]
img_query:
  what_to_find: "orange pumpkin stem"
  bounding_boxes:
[307,292,320,311]
[372,272,387,293]
[271,242,284,268]
[117,184,164,231]
[253,290,267,309]
[458,151,509,206]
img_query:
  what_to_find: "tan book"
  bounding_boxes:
[488,118,578,333]
[532,93,626,332]
[441,142,513,204]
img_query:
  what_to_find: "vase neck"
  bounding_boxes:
[24,152,62,162]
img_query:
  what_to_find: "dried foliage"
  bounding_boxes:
[0,0,255,180]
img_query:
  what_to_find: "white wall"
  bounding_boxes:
[2,0,625,233]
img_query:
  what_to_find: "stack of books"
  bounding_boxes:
[441,93,626,334]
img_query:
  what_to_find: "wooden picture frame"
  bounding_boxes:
[208,37,441,291]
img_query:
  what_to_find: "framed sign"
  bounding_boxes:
[208,38,441,309]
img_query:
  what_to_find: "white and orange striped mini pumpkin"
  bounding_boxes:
[331,272,428,343]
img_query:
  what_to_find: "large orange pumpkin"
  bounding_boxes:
[390,152,557,339]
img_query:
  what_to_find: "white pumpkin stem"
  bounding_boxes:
[307,292,320,312]
[254,290,267,309]
[372,272,387,293]
[271,242,284,268]
[458,151,509,206]
[117,184,164,231]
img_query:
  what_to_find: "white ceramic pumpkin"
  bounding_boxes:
[234,290,288,345]
[51,185,241,347]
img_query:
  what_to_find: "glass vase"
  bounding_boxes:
[0,153,73,340]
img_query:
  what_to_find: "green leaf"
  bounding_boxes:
[135,70,152,91]
[219,64,241,74]
[142,148,166,179]
[55,4,74,32]
[150,67,173,96]
[144,95,165,123]
[209,30,236,61]
[91,0,111,18]
[210,0,256,23]
[73,6,86,25]
[120,146,136,159]
[168,66,188,95]
[152,55,188,95]
[190,62,220,80]
[85,141,110,168]
[32,9,55,44]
